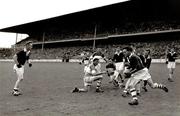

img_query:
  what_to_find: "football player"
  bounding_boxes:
[72,58,107,93]
[166,48,178,82]
[122,46,168,105]
[12,41,33,96]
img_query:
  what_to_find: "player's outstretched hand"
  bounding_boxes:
[29,63,32,67]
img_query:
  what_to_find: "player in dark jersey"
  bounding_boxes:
[12,41,33,96]
[166,48,177,82]
[142,49,152,91]
[122,46,168,105]
[136,49,152,92]
[112,47,125,87]
[106,58,122,88]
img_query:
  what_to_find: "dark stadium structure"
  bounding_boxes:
[1,0,180,59]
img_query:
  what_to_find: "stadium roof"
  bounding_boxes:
[0,0,180,34]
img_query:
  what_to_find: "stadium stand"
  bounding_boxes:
[0,48,12,59]
[1,0,180,60]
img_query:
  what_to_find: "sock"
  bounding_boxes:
[153,83,165,89]
[130,88,138,100]
[96,80,101,89]
[144,80,147,87]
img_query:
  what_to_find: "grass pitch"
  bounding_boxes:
[0,62,180,116]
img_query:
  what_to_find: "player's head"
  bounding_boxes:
[123,46,133,57]
[96,48,102,53]
[25,41,33,51]
[170,48,174,52]
[116,47,121,53]
[145,49,151,56]
[93,58,99,66]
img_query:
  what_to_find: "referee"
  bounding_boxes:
[12,41,33,96]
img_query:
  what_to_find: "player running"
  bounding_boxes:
[12,41,33,96]
[122,46,168,105]
[72,58,107,93]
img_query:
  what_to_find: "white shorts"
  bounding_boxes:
[13,64,24,79]
[83,75,103,86]
[167,62,176,69]
[109,70,119,81]
[131,68,151,81]
[115,62,124,72]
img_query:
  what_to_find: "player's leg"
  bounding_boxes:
[122,77,131,97]
[142,80,148,92]
[72,85,90,93]
[112,70,122,88]
[116,62,125,87]
[140,68,168,92]
[168,68,174,82]
[168,68,173,81]
[93,76,103,92]
[72,77,91,93]
[147,78,168,92]
[135,81,141,96]
[117,73,125,88]
[167,62,175,82]
[127,68,149,105]
[13,65,24,96]
[128,78,140,105]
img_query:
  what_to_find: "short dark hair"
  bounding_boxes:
[93,58,99,61]
[123,46,133,52]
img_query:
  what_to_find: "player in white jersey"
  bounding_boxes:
[72,58,107,93]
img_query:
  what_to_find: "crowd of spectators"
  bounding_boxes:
[2,20,180,59]
[0,48,12,59]
[31,20,180,42]
[17,20,180,44]
[1,39,180,59]
[28,39,180,59]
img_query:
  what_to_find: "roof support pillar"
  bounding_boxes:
[42,32,45,51]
